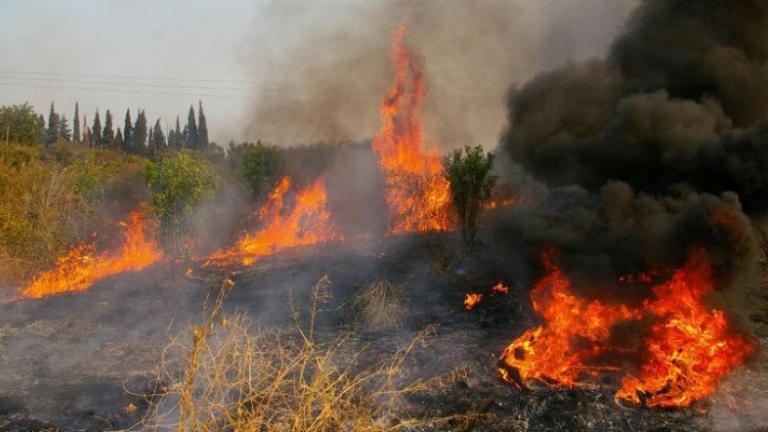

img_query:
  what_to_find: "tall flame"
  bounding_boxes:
[372,25,452,234]
[498,250,753,407]
[206,176,341,266]
[21,209,163,299]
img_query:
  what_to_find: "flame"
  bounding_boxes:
[498,250,753,407]
[615,252,754,407]
[21,209,163,298]
[498,251,639,389]
[207,176,341,266]
[464,293,483,311]
[492,281,510,295]
[372,25,452,234]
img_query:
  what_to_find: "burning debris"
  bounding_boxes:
[464,293,483,311]
[20,209,163,299]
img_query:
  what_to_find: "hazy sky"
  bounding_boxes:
[0,0,638,146]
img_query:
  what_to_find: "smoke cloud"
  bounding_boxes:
[499,0,768,286]
[241,0,638,148]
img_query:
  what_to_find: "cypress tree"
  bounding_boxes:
[115,128,123,151]
[174,116,182,149]
[123,109,133,153]
[92,110,102,147]
[73,102,81,144]
[153,119,166,153]
[103,109,115,147]
[133,110,148,154]
[45,102,59,146]
[58,114,72,142]
[83,115,90,147]
[197,100,209,149]
[185,105,198,149]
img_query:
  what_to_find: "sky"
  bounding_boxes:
[0,0,638,147]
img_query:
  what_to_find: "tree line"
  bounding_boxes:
[0,101,209,157]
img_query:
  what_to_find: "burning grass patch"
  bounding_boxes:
[142,277,468,432]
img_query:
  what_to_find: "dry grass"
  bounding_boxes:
[142,276,467,432]
[344,280,406,332]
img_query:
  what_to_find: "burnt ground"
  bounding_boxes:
[0,232,767,432]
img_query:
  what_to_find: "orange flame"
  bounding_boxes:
[498,251,639,389]
[616,252,754,407]
[492,281,510,295]
[372,25,452,234]
[21,209,163,298]
[207,176,341,266]
[464,293,483,311]
[498,250,753,407]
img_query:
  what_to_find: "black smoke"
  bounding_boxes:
[498,0,768,287]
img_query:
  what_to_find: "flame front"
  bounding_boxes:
[207,176,341,266]
[498,250,752,407]
[21,209,163,299]
[372,25,452,234]
[615,253,754,407]
[498,251,639,389]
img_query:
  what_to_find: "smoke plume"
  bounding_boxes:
[499,0,768,286]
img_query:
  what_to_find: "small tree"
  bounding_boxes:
[144,152,218,256]
[236,141,285,196]
[444,145,497,245]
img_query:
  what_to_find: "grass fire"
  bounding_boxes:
[1,1,768,432]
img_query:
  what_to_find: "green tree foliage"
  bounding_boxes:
[72,102,81,144]
[144,152,217,255]
[58,115,72,142]
[0,103,45,145]
[230,141,285,196]
[185,105,198,149]
[115,128,124,152]
[133,110,148,154]
[123,109,133,153]
[92,111,102,147]
[197,101,209,149]
[45,102,59,146]
[103,109,115,147]
[150,119,167,157]
[444,145,498,245]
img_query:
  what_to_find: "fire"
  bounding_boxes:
[615,252,754,407]
[498,251,639,389]
[21,209,163,299]
[464,293,483,311]
[372,25,452,234]
[498,250,753,407]
[206,176,341,266]
[492,281,509,295]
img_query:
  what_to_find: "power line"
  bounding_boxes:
[0,74,255,91]
[0,81,260,100]
[0,69,260,85]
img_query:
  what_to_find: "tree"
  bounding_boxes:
[185,105,198,149]
[58,114,72,142]
[133,110,148,154]
[45,102,59,146]
[197,100,209,149]
[73,102,81,144]
[102,109,115,147]
[239,141,285,196]
[123,109,133,153]
[173,116,182,149]
[144,152,218,256]
[0,103,46,145]
[92,110,102,147]
[82,115,91,147]
[150,119,167,157]
[115,127,124,151]
[444,145,498,245]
